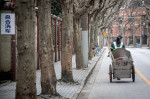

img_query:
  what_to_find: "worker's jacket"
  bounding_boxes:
[110,41,125,50]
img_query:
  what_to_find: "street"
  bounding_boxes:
[1,0,150,98]
[78,47,150,99]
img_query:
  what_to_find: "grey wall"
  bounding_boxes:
[0,11,12,72]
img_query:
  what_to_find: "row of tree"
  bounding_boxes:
[15,0,125,98]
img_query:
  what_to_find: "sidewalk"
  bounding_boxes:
[0,49,105,99]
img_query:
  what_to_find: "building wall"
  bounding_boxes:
[0,11,13,81]
[111,7,149,45]
[0,35,12,72]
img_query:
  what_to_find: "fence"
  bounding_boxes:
[37,14,63,70]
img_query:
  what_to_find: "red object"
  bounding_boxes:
[58,20,60,61]
[11,11,16,81]
[37,16,40,70]
[61,21,62,50]
[118,58,123,60]
[9,0,15,9]
[11,35,16,81]
[55,18,57,62]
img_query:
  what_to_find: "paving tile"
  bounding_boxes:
[0,54,101,99]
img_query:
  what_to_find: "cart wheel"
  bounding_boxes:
[113,69,115,79]
[132,66,135,82]
[109,65,112,82]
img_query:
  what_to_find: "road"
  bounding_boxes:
[78,47,150,99]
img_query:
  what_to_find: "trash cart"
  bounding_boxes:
[109,48,135,82]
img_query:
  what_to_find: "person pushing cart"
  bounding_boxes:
[104,33,135,82]
[110,35,125,51]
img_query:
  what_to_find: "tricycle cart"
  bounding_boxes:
[109,48,135,82]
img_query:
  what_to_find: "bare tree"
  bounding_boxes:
[73,0,94,69]
[87,0,124,58]
[58,0,125,81]
[120,1,140,46]
[59,0,74,82]
[15,0,37,98]
[118,0,147,47]
[38,0,58,95]
[142,0,150,48]
[73,0,124,62]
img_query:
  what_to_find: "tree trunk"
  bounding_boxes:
[99,29,103,49]
[81,13,88,68]
[101,29,104,48]
[148,37,150,48]
[94,25,98,46]
[140,35,143,46]
[123,29,126,46]
[38,0,57,95]
[148,27,150,48]
[147,37,149,47]
[133,26,136,47]
[73,18,84,69]
[147,27,150,48]
[126,36,129,46]
[15,0,37,99]
[88,23,91,60]
[61,0,74,82]
[89,25,94,60]
[92,28,95,47]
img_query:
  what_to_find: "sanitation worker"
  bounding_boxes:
[110,35,125,80]
[110,35,125,51]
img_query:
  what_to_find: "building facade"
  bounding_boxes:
[109,6,150,47]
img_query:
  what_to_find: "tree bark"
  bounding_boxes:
[81,13,88,67]
[92,28,95,47]
[147,36,149,47]
[123,29,126,46]
[99,29,103,49]
[61,0,74,82]
[73,18,84,69]
[94,25,98,46]
[127,36,129,46]
[148,37,150,48]
[148,27,150,48]
[147,25,150,48]
[15,0,37,99]
[38,0,57,95]
[89,25,94,60]
[88,23,91,60]
[133,26,137,47]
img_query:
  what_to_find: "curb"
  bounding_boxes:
[72,48,106,99]
[0,80,11,88]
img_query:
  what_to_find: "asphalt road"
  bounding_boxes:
[78,47,150,99]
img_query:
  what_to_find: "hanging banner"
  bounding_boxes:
[1,13,15,35]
